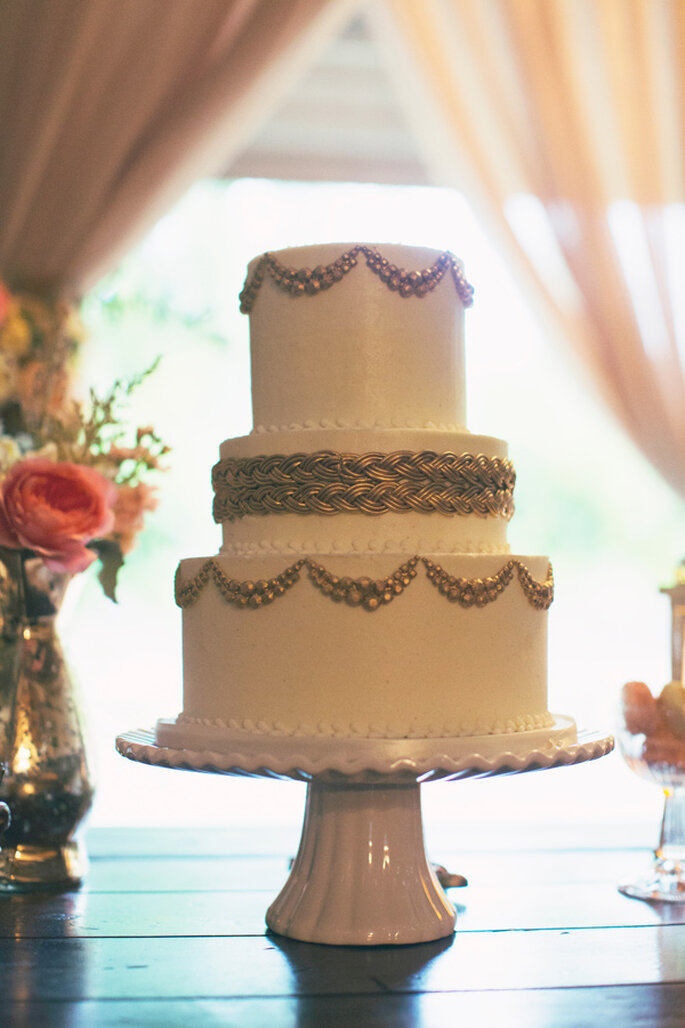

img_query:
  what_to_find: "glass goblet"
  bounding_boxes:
[618,680,685,902]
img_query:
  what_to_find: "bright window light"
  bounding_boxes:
[663,203,685,361]
[608,200,671,361]
[71,179,685,844]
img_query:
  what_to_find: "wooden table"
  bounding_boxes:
[0,824,684,1026]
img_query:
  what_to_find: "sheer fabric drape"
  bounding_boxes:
[0,0,356,296]
[4,0,685,497]
[375,0,685,497]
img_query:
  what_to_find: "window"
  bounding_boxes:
[75,178,684,845]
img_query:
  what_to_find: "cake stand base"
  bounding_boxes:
[267,776,454,945]
[117,721,613,946]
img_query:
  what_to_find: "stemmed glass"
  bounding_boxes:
[618,680,685,902]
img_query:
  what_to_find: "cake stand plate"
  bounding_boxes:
[116,719,613,946]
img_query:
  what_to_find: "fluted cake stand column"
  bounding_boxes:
[116,721,614,946]
[266,775,455,945]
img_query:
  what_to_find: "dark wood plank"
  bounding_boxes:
[430,845,654,886]
[82,841,657,891]
[84,855,290,892]
[455,882,685,930]
[1,925,685,1000]
[5,984,685,1028]
[1,880,682,941]
[270,925,685,993]
[0,934,384,1001]
[0,889,270,939]
[84,825,304,859]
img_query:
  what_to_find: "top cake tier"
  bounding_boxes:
[240,243,473,432]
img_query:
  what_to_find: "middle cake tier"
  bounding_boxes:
[213,428,514,557]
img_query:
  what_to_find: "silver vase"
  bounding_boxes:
[0,547,94,890]
[0,766,9,837]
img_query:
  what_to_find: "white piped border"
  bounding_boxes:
[219,538,511,557]
[251,419,469,434]
[174,709,555,739]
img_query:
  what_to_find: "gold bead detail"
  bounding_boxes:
[239,246,474,313]
[175,556,553,612]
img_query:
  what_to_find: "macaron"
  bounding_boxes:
[621,680,658,735]
[657,680,685,740]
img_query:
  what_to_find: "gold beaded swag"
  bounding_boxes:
[175,556,554,613]
[239,245,475,312]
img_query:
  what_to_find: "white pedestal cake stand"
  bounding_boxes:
[116,716,613,947]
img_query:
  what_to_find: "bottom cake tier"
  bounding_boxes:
[165,552,557,742]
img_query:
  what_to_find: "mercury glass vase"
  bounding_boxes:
[0,764,9,837]
[0,547,94,890]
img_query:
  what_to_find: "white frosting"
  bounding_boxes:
[177,553,551,740]
[247,243,466,430]
[219,428,502,460]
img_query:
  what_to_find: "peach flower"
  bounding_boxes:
[0,458,116,573]
[111,481,158,554]
[17,360,71,418]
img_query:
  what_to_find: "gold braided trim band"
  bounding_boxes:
[239,246,474,312]
[212,451,515,523]
[175,557,553,612]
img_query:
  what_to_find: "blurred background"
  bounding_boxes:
[3,3,685,851]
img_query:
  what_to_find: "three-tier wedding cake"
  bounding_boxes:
[157,243,573,751]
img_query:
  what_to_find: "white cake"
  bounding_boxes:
[158,243,568,749]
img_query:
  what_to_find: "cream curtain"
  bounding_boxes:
[0,0,358,297]
[375,0,685,498]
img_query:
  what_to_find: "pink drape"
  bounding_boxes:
[0,0,356,297]
[376,0,685,499]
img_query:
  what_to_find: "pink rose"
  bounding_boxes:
[0,282,10,326]
[0,458,116,573]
